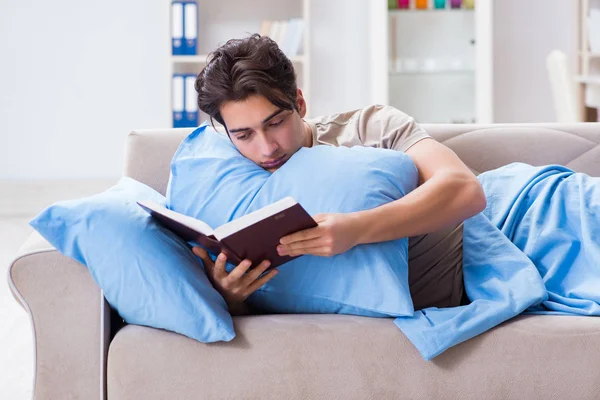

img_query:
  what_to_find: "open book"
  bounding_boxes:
[137,197,318,270]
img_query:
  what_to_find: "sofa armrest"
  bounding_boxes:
[123,128,193,196]
[8,231,109,400]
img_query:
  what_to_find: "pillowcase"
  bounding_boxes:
[29,176,235,343]
[167,122,419,317]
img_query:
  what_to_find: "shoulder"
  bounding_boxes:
[306,104,410,126]
[304,107,362,128]
[357,105,430,151]
[305,105,429,151]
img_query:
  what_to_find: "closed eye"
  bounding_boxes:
[236,131,252,141]
[268,119,284,128]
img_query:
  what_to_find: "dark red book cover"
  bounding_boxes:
[137,199,317,271]
[220,203,318,270]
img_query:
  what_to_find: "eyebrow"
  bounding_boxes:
[228,109,286,134]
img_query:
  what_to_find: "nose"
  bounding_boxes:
[257,133,279,157]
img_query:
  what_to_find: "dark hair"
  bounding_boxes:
[195,34,298,130]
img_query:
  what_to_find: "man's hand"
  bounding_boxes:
[192,247,277,311]
[277,213,361,257]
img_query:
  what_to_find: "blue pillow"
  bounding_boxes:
[29,176,235,343]
[167,123,419,317]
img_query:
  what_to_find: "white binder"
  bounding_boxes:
[184,2,198,54]
[172,75,185,126]
[171,2,184,54]
[185,74,199,126]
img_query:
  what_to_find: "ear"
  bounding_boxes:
[296,88,307,118]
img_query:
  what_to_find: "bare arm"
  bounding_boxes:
[278,131,486,257]
[354,137,486,243]
[226,301,253,316]
[278,137,486,258]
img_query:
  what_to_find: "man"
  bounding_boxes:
[191,34,486,315]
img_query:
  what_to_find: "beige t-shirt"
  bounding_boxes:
[305,105,465,310]
[305,104,430,152]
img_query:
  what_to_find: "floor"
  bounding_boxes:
[0,180,114,399]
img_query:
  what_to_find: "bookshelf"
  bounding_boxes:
[577,0,600,121]
[376,2,480,124]
[372,1,590,124]
[168,0,311,127]
[171,54,307,64]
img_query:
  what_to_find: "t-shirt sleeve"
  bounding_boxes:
[356,105,431,152]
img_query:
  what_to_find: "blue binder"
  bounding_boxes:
[184,74,199,127]
[172,74,186,127]
[183,2,198,56]
[171,1,197,55]
[171,2,184,55]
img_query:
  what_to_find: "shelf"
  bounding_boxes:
[172,54,306,64]
[389,68,475,75]
[388,8,475,14]
[576,75,600,85]
[171,55,210,64]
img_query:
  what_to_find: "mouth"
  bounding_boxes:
[261,154,287,169]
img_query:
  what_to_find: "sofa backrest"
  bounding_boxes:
[124,123,600,196]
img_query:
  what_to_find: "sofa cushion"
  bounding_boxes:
[107,314,600,400]
[29,176,235,343]
[167,123,419,317]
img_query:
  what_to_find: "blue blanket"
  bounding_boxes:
[394,163,600,361]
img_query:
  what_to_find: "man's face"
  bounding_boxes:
[219,91,309,172]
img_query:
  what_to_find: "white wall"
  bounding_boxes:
[492,0,578,123]
[0,0,169,180]
[0,0,376,180]
[1,0,578,180]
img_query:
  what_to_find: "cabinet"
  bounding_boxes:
[168,0,311,127]
[577,0,600,121]
[371,0,582,124]
[370,0,482,123]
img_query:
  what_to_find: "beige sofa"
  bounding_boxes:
[8,123,600,400]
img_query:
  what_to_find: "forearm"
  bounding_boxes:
[227,299,267,316]
[355,171,486,244]
[227,300,253,316]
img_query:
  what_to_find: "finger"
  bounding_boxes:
[244,259,272,283]
[278,238,323,255]
[280,226,321,245]
[287,245,333,257]
[212,253,229,280]
[312,213,328,222]
[193,247,213,267]
[247,269,279,293]
[227,258,253,282]
[192,246,207,258]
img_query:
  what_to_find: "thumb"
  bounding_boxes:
[192,247,214,272]
[312,213,327,223]
[192,246,209,261]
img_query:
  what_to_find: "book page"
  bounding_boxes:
[213,196,297,240]
[137,200,214,236]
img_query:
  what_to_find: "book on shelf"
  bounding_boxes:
[259,18,304,58]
